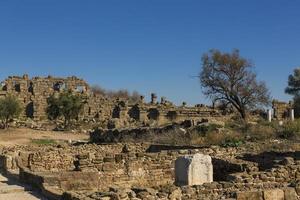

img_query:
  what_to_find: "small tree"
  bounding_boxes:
[47,91,83,127]
[199,49,271,120]
[285,68,300,117]
[285,68,300,96]
[0,95,22,128]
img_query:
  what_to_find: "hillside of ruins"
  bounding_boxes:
[2,1,300,200]
[0,73,299,200]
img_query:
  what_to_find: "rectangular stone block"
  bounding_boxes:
[284,188,297,200]
[263,189,284,200]
[175,153,213,186]
[236,191,263,200]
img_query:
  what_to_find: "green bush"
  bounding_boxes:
[47,91,83,127]
[0,95,22,129]
[245,123,276,141]
[224,117,249,132]
[277,120,300,139]
[199,130,244,147]
[194,123,223,136]
[221,134,245,147]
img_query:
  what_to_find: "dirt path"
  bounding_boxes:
[0,173,48,200]
[0,128,89,146]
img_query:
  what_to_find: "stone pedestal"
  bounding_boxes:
[175,153,213,186]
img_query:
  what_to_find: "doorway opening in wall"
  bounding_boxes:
[26,102,34,118]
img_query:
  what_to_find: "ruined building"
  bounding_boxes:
[0,75,224,128]
[272,100,294,121]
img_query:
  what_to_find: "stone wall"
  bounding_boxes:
[12,144,254,191]
[2,142,300,199]
[0,143,252,191]
[62,185,298,200]
[0,75,90,120]
[272,100,293,121]
[0,74,226,129]
[0,143,132,172]
[76,151,177,190]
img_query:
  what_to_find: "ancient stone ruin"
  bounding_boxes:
[272,100,294,121]
[0,141,299,200]
[0,74,225,129]
[0,75,299,200]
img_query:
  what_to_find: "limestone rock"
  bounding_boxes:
[236,191,263,200]
[284,188,297,200]
[175,153,213,186]
[263,189,284,200]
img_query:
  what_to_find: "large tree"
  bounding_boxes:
[285,68,300,96]
[0,95,22,129]
[199,49,271,120]
[285,68,300,117]
[47,91,83,127]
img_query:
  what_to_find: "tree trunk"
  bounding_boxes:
[239,108,247,122]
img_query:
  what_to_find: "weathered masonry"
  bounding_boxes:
[0,75,225,128]
[0,74,90,120]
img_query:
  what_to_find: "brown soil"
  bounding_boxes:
[0,128,89,146]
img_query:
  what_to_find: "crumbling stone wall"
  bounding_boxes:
[1,143,148,172]
[0,75,226,128]
[272,100,293,121]
[76,151,176,190]
[6,144,254,192]
[2,142,300,199]
[62,184,298,200]
[0,75,90,120]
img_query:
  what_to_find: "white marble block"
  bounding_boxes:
[290,109,295,121]
[268,109,272,122]
[175,153,213,186]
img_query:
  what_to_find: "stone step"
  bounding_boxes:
[0,185,26,194]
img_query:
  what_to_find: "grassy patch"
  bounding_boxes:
[31,139,57,145]
[277,119,300,139]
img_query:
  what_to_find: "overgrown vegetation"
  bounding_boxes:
[276,120,300,139]
[47,91,83,128]
[0,95,22,129]
[286,68,300,117]
[147,117,300,147]
[148,123,245,147]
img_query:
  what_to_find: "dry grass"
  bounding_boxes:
[245,123,277,141]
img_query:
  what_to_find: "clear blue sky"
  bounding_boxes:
[0,1,299,105]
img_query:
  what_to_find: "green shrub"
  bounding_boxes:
[277,120,300,139]
[221,134,245,147]
[224,118,249,133]
[245,123,276,141]
[194,123,223,136]
[0,95,22,129]
[200,130,244,147]
[47,91,83,127]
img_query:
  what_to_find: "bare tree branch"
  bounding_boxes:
[199,49,271,120]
